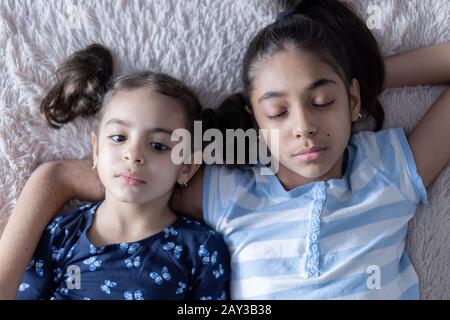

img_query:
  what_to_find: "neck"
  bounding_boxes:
[90,191,177,246]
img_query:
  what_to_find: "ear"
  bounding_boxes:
[349,79,362,122]
[176,150,202,186]
[91,132,99,165]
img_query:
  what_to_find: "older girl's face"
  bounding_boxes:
[250,48,361,190]
[92,88,189,204]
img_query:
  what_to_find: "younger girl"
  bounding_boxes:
[1,0,450,299]
[14,44,230,300]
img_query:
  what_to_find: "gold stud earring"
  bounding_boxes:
[92,161,97,170]
[358,113,362,119]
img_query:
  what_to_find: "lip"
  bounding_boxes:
[118,173,146,186]
[293,146,327,161]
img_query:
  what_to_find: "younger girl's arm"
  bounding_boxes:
[0,159,104,299]
[384,42,450,188]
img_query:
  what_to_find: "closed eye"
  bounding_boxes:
[267,111,287,120]
[312,101,335,107]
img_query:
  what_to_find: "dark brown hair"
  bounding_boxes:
[208,0,386,132]
[201,0,386,167]
[40,44,203,134]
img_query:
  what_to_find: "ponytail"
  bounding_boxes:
[201,93,256,167]
[40,44,113,129]
[202,93,253,134]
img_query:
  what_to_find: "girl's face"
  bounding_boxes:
[250,48,361,189]
[92,88,197,204]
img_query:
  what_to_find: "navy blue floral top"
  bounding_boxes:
[16,202,230,300]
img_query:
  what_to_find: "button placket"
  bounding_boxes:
[306,182,326,278]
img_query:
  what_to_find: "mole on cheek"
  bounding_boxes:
[327,134,331,137]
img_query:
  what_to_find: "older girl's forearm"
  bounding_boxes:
[0,159,104,299]
[0,162,72,299]
[384,41,450,89]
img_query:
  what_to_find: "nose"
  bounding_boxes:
[123,145,145,165]
[292,106,318,139]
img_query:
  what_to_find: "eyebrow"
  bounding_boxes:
[105,118,173,135]
[258,79,337,103]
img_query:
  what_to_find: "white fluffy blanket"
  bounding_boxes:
[0,0,449,299]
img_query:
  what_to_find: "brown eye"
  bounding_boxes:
[109,135,126,143]
[150,142,170,152]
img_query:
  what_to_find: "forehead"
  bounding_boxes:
[102,88,187,129]
[252,48,342,94]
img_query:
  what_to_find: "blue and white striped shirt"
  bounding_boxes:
[203,128,427,299]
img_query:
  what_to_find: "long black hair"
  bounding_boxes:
[204,0,386,166]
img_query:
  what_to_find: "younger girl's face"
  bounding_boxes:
[250,48,361,189]
[92,88,192,204]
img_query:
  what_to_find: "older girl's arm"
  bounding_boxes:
[169,166,204,222]
[408,87,450,188]
[384,42,450,89]
[0,159,103,299]
[386,42,450,187]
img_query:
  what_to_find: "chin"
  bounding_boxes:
[296,170,324,180]
[284,160,321,176]
[108,188,146,204]
[113,195,147,204]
